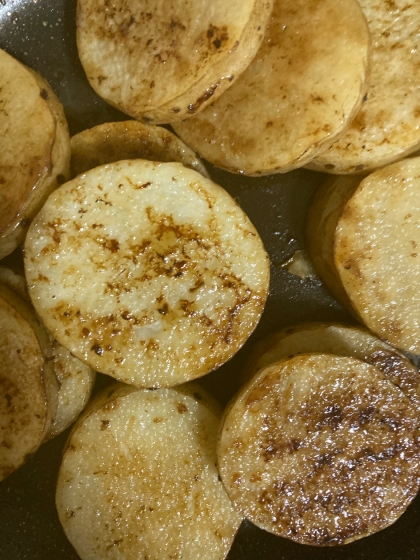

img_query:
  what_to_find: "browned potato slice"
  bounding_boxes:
[308,158,420,354]
[173,0,369,175]
[56,383,242,560]
[310,0,420,174]
[244,322,420,407]
[24,160,270,388]
[76,0,273,124]
[71,120,209,178]
[218,353,420,545]
[0,49,70,259]
[0,284,57,481]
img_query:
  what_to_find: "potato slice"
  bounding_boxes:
[0,49,70,259]
[310,0,420,174]
[244,322,420,407]
[56,383,242,560]
[0,284,57,480]
[218,353,420,545]
[24,160,269,387]
[71,120,209,178]
[173,0,369,175]
[76,0,273,124]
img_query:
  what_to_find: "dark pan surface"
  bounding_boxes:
[1,1,420,558]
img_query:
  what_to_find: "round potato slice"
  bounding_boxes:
[76,0,273,124]
[244,322,420,407]
[0,49,70,259]
[331,158,420,354]
[310,0,420,174]
[218,353,420,546]
[56,383,242,560]
[0,284,57,481]
[173,0,369,175]
[71,120,209,178]
[24,160,270,387]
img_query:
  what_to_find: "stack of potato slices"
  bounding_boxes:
[0,49,70,259]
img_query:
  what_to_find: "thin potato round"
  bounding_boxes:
[310,0,420,174]
[76,0,273,124]
[333,158,420,354]
[24,160,269,387]
[56,384,242,560]
[244,322,420,407]
[70,120,209,178]
[0,49,70,259]
[173,0,369,175]
[218,354,420,546]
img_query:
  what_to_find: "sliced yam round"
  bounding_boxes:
[173,0,369,175]
[0,284,57,480]
[56,383,242,560]
[24,160,270,387]
[332,157,420,354]
[76,0,273,124]
[244,322,420,407]
[70,120,209,178]
[218,353,420,546]
[310,0,420,174]
[0,49,70,259]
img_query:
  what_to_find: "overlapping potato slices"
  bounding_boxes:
[56,383,242,560]
[173,0,369,175]
[76,0,273,124]
[243,322,420,406]
[306,157,420,354]
[71,120,209,178]
[24,160,270,387]
[0,49,70,259]
[310,0,420,174]
[218,353,420,546]
[0,266,96,440]
[0,283,58,481]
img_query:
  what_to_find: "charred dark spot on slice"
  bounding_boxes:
[188,82,220,113]
[177,403,188,414]
[101,420,110,430]
[325,163,335,170]
[135,181,152,190]
[157,303,169,315]
[91,343,103,356]
[40,88,49,100]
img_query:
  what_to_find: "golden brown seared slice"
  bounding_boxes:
[218,353,420,546]
[76,0,273,124]
[244,322,420,407]
[173,0,369,175]
[0,284,58,481]
[0,49,70,259]
[310,0,420,174]
[56,383,242,560]
[70,120,209,178]
[24,160,270,388]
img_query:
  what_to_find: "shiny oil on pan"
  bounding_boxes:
[1,1,420,559]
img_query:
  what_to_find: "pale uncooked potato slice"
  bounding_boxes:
[173,0,369,175]
[0,284,57,481]
[71,120,209,178]
[76,0,273,124]
[24,160,269,387]
[310,0,420,174]
[56,383,242,560]
[332,158,420,354]
[244,322,420,407]
[218,353,420,546]
[0,49,70,259]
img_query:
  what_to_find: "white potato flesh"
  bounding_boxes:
[173,0,369,175]
[334,157,420,354]
[70,120,209,178]
[56,384,242,560]
[24,160,269,387]
[311,0,420,174]
[0,49,70,259]
[0,288,52,480]
[219,354,420,546]
[244,322,420,407]
[76,0,273,123]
